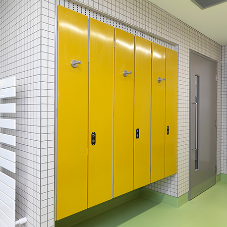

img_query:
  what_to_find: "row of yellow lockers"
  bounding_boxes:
[57,6,178,220]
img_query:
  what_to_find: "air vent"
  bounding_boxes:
[191,0,227,9]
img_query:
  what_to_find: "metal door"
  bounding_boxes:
[113,28,134,198]
[57,6,88,220]
[134,36,151,190]
[88,18,113,208]
[151,43,165,183]
[165,48,178,178]
[189,51,217,200]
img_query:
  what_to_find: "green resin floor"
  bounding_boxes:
[73,182,227,227]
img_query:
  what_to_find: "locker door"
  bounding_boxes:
[151,43,165,183]
[134,36,151,189]
[114,28,134,197]
[165,48,178,177]
[88,18,114,208]
[57,6,88,220]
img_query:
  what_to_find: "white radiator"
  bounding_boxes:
[0,76,16,227]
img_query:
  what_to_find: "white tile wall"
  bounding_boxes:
[221,45,227,174]
[40,1,55,227]
[0,1,43,227]
[0,0,223,226]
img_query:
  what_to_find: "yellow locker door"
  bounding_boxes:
[151,43,166,183]
[88,18,114,208]
[114,28,134,197]
[165,48,178,177]
[134,36,151,189]
[57,6,88,220]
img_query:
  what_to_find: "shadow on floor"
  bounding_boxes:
[72,197,159,227]
[72,182,227,227]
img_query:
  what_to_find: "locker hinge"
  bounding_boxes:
[216,75,217,82]
[215,166,217,174]
[215,120,217,128]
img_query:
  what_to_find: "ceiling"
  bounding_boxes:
[148,0,227,45]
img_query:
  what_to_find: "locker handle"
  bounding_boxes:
[71,60,81,68]
[158,77,165,83]
[123,70,132,77]
[91,132,96,145]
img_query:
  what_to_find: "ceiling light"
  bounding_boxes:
[191,0,227,9]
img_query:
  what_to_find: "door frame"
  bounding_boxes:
[188,49,218,201]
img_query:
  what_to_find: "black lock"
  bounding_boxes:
[167,126,169,135]
[136,128,139,139]
[91,132,96,145]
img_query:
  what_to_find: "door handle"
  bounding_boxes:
[123,70,132,77]
[158,77,165,83]
[71,60,81,68]
[91,132,96,145]
[193,75,199,170]
[193,102,198,151]
[192,101,198,170]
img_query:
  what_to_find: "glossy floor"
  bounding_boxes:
[73,182,227,227]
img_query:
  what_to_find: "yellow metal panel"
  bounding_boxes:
[114,28,134,197]
[88,18,113,208]
[165,48,178,177]
[151,43,165,183]
[134,36,151,189]
[57,6,88,220]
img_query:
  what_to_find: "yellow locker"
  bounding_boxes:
[165,48,178,177]
[88,18,114,208]
[114,28,134,197]
[134,36,151,189]
[151,43,166,183]
[57,6,88,220]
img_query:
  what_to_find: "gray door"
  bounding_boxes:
[189,51,217,200]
